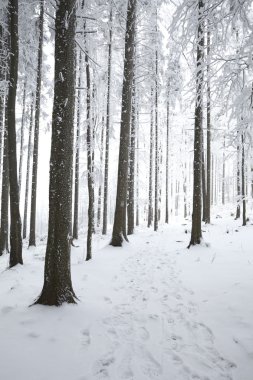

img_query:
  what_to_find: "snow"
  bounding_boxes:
[0,213,253,380]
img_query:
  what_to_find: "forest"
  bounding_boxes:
[0,0,252,379]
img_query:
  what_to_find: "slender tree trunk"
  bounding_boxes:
[85,47,94,261]
[127,76,136,235]
[23,100,34,239]
[110,0,136,246]
[72,51,82,241]
[202,133,207,221]
[0,119,9,255]
[242,131,246,226]
[135,105,139,227]
[222,134,225,205]
[188,0,204,247]
[97,116,104,228]
[235,134,241,219]
[165,99,169,223]
[206,23,211,223]
[34,0,77,306]
[7,0,23,267]
[18,79,26,193]
[154,48,159,232]
[102,6,113,235]
[29,0,44,247]
[147,88,154,228]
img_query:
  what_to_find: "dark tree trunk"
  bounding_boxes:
[72,51,82,241]
[202,132,207,222]
[7,0,23,267]
[222,135,225,205]
[110,0,136,246]
[29,0,44,247]
[102,6,113,236]
[154,48,159,232]
[18,79,26,193]
[127,76,136,235]
[188,0,204,248]
[147,87,154,228]
[165,99,169,224]
[97,116,105,228]
[34,0,77,306]
[206,23,211,223]
[241,132,246,226]
[23,100,34,239]
[135,106,139,227]
[235,135,241,219]
[0,118,9,255]
[85,47,94,261]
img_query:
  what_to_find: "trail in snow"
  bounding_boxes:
[0,214,252,380]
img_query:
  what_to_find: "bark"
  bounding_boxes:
[18,79,26,193]
[34,0,77,306]
[206,23,211,223]
[29,0,44,247]
[202,131,207,222]
[110,0,136,246]
[102,6,113,235]
[127,76,136,235]
[7,0,23,267]
[241,132,246,226]
[85,46,94,261]
[97,116,104,228]
[147,87,154,228]
[188,0,204,248]
[72,51,82,241]
[23,100,34,239]
[135,105,139,227]
[0,118,9,255]
[235,134,241,219]
[222,135,225,205]
[165,99,169,223]
[154,48,159,232]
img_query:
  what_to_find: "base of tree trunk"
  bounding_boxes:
[110,232,124,247]
[34,286,77,306]
[187,237,202,249]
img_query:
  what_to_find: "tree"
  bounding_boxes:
[7,0,23,267]
[110,0,136,247]
[188,0,204,248]
[29,0,44,247]
[102,5,113,236]
[35,0,77,306]
[18,78,26,192]
[0,118,9,255]
[147,87,154,228]
[205,21,211,224]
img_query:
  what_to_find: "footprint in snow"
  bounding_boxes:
[1,306,14,314]
[93,354,115,379]
[138,326,150,341]
[27,332,40,338]
[81,329,91,346]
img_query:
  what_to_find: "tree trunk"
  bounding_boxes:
[85,46,94,261]
[154,48,159,232]
[165,99,169,223]
[72,51,82,241]
[18,79,26,193]
[97,116,105,228]
[147,87,153,228]
[241,131,246,226]
[34,0,77,306]
[23,100,34,239]
[0,118,9,255]
[188,0,204,248]
[222,135,225,205]
[202,131,207,222]
[7,0,23,267]
[127,76,136,235]
[110,0,136,246]
[206,23,211,223]
[29,0,44,247]
[135,106,139,227]
[102,6,113,236]
[235,134,241,219]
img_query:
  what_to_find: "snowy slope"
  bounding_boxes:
[0,215,252,380]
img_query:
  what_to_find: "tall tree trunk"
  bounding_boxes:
[202,132,207,221]
[34,0,77,306]
[165,98,169,223]
[135,106,139,227]
[7,0,23,267]
[23,100,34,239]
[72,51,82,241]
[147,87,153,227]
[241,131,246,226]
[97,116,104,228]
[0,118,9,255]
[154,48,159,232]
[206,22,211,223]
[29,0,44,247]
[102,6,113,236]
[110,0,136,246]
[222,134,225,205]
[188,0,204,248]
[235,133,241,219]
[127,76,136,235]
[85,47,94,261]
[18,79,26,193]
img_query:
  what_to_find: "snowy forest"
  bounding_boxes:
[0,0,253,379]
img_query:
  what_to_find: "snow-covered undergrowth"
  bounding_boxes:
[0,215,253,380]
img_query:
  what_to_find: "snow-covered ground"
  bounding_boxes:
[0,213,253,380]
